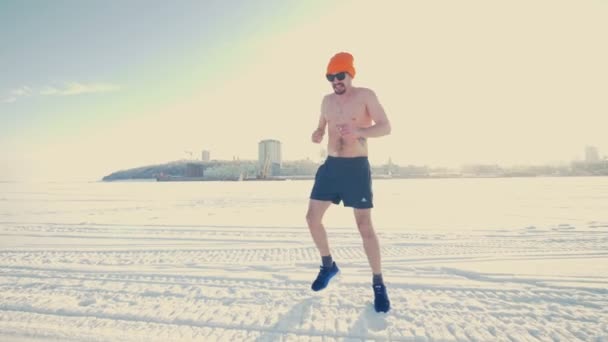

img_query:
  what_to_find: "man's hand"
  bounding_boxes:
[311,128,325,143]
[337,124,362,142]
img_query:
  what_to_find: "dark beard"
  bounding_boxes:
[333,83,345,95]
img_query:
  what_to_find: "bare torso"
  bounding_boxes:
[323,87,373,157]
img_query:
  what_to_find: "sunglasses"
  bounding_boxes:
[326,72,347,82]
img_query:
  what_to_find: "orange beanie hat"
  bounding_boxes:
[326,52,356,78]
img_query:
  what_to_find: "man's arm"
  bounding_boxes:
[312,96,328,143]
[358,89,391,138]
[316,112,327,131]
[317,96,329,130]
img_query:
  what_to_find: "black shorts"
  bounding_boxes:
[310,156,373,209]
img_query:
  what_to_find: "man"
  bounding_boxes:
[306,52,392,313]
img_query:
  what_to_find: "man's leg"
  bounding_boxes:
[306,199,332,257]
[353,208,381,274]
[306,199,339,291]
[354,208,390,312]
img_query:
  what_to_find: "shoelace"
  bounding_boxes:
[373,285,385,296]
[318,265,332,275]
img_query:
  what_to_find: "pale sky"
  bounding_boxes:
[1,0,607,181]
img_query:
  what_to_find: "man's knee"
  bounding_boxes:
[355,216,375,238]
[306,210,322,226]
[357,224,376,239]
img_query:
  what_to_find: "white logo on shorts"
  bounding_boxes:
[361,197,367,202]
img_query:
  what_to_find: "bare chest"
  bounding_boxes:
[325,97,369,126]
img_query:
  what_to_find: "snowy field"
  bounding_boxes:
[1,178,607,341]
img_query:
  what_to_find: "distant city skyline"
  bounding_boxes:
[195,142,604,167]
[1,1,607,181]
[101,143,608,182]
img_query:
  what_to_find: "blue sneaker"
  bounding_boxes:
[373,284,391,313]
[311,262,339,291]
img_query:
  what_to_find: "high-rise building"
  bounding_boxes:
[258,139,282,176]
[202,150,210,162]
[585,146,600,163]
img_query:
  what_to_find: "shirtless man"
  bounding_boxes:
[306,52,391,313]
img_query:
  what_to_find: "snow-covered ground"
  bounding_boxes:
[1,178,607,341]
